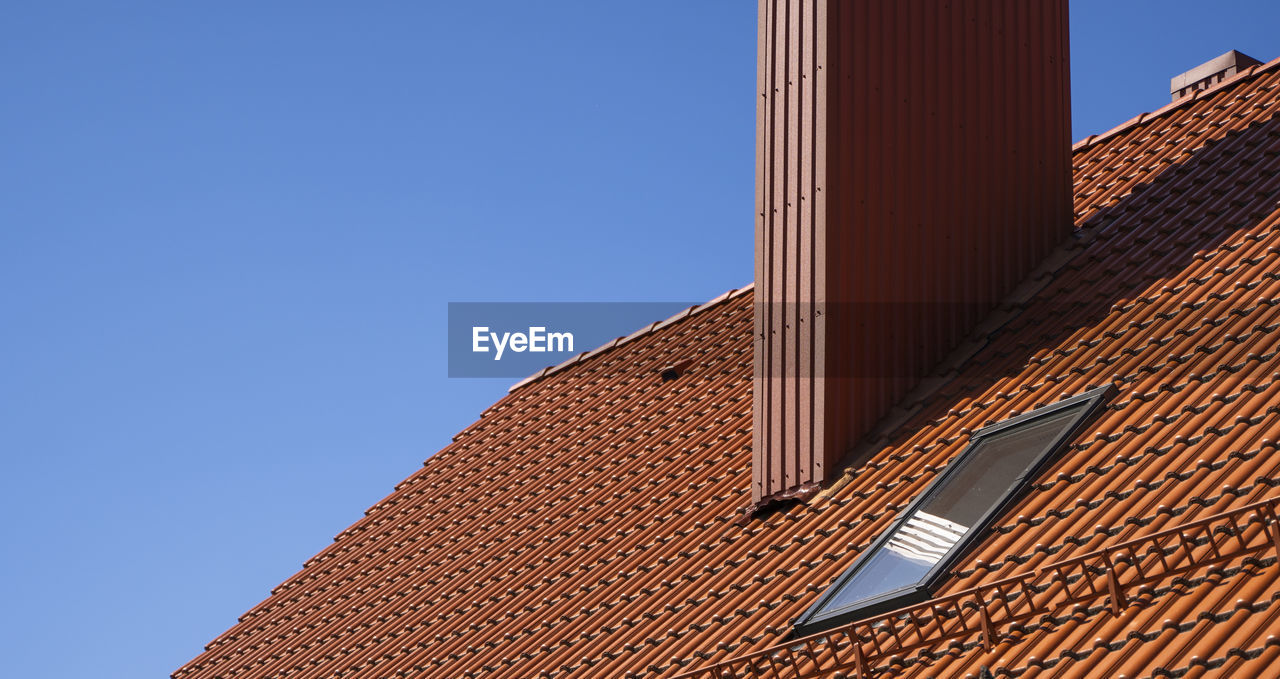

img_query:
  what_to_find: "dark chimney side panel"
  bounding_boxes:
[753,0,1072,505]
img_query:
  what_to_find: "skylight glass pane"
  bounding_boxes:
[818,403,1086,614]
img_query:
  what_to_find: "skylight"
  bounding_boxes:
[792,385,1116,637]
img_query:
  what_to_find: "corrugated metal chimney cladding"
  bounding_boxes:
[752,0,1072,506]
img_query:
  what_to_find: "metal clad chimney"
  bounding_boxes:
[752,0,1073,507]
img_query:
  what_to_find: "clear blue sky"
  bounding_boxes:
[0,2,1275,677]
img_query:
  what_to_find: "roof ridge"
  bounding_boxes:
[505,283,755,392]
[1072,53,1280,152]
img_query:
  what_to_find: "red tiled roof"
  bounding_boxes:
[175,56,1280,678]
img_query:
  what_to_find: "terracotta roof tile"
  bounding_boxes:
[177,57,1280,678]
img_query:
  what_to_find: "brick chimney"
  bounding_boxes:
[752,0,1072,506]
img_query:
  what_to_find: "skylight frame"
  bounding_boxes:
[791,384,1117,637]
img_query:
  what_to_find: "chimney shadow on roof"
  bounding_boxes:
[859,107,1280,461]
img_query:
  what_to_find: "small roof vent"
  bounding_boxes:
[659,359,692,382]
[1170,50,1262,101]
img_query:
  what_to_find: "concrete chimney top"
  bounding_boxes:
[1171,50,1262,101]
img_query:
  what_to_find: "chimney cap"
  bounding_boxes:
[1170,50,1262,101]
